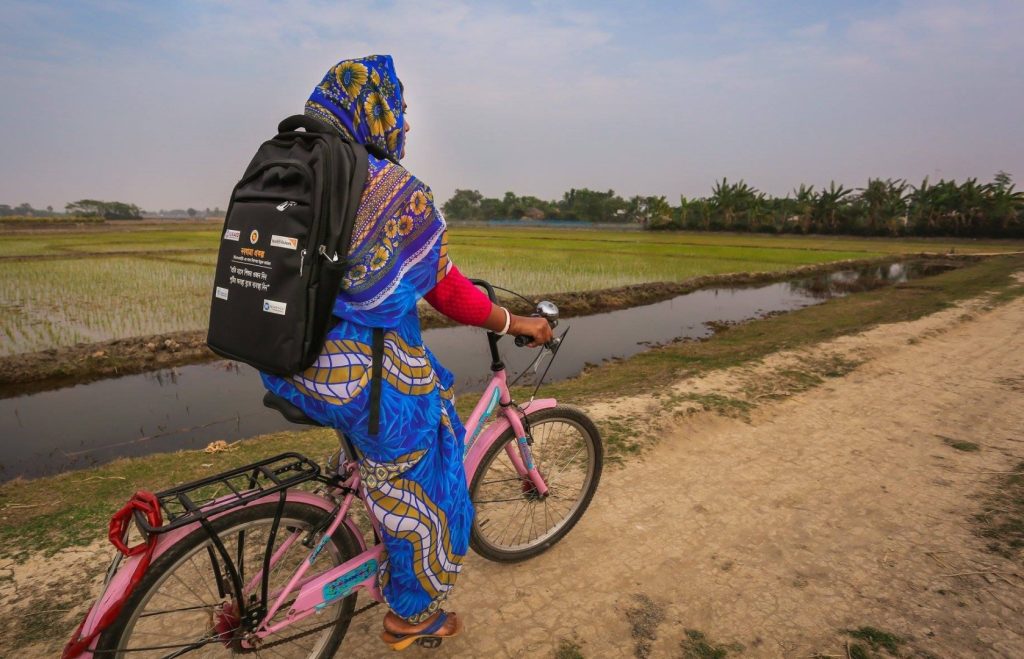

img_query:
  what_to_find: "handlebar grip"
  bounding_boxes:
[514,335,531,347]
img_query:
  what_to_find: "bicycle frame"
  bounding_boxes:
[74,333,556,656]
[250,368,555,643]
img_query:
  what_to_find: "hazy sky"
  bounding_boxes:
[1,0,1022,211]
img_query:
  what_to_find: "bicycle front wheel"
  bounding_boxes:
[469,405,602,562]
[95,501,361,658]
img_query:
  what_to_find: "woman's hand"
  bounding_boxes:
[508,314,554,348]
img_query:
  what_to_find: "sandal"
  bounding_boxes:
[380,611,463,651]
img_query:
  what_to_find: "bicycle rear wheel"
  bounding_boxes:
[469,405,602,562]
[95,501,360,658]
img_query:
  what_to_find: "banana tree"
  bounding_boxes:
[858,178,908,235]
[813,181,851,233]
[986,172,1024,235]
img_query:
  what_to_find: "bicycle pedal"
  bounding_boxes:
[416,636,443,649]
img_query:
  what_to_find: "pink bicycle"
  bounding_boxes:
[65,281,603,657]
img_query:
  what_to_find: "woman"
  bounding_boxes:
[261,54,553,647]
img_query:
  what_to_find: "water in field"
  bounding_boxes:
[0,261,951,480]
[0,256,214,355]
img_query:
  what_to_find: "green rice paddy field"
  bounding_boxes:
[1,223,1020,356]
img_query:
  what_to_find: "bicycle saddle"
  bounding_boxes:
[262,392,324,427]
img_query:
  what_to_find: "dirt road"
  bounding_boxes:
[7,292,1023,657]
[345,293,1024,657]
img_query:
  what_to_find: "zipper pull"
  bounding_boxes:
[300,248,307,277]
[318,245,339,263]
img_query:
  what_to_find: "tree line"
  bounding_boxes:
[0,202,59,218]
[64,200,143,219]
[0,201,225,220]
[0,200,143,219]
[442,172,1024,238]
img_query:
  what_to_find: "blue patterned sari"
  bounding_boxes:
[261,55,472,623]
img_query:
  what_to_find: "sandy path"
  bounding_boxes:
[7,293,1023,657]
[342,295,1024,657]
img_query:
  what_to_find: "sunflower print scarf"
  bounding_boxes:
[305,54,405,162]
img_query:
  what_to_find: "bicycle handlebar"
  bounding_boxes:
[468,278,499,304]
[466,278,559,350]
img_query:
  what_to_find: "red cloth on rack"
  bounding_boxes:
[424,265,493,326]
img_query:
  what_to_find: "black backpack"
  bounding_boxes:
[206,115,369,376]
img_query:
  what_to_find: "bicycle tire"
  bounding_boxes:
[95,500,361,658]
[469,405,602,562]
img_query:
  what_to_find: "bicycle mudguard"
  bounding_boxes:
[463,398,557,481]
[73,490,361,657]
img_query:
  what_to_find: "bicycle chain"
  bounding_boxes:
[256,600,380,651]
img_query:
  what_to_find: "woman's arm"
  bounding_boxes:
[424,265,553,346]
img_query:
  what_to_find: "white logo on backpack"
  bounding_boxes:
[215,287,229,300]
[276,201,297,211]
[263,299,287,315]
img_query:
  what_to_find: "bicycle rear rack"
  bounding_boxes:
[133,452,322,535]
[106,452,340,642]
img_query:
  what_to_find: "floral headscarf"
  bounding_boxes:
[305,54,405,162]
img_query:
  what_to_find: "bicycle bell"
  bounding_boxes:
[535,300,559,326]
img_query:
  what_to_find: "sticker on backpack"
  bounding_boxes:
[263,300,287,315]
[223,229,240,241]
[271,235,299,250]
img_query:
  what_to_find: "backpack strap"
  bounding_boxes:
[368,327,385,436]
[334,143,369,266]
[279,113,382,435]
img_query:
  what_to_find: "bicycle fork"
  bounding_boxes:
[502,407,550,498]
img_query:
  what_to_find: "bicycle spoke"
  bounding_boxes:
[478,476,523,486]
[148,586,207,611]
[185,554,221,604]
[544,446,585,489]
[496,496,530,545]
[474,496,536,504]
[162,635,217,658]
[139,604,215,618]
[168,572,215,609]
[512,500,532,544]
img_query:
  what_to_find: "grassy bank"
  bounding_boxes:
[540,253,1024,403]
[1,254,1022,560]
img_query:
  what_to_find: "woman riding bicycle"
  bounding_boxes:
[260,54,552,648]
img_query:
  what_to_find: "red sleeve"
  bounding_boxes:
[424,264,493,326]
